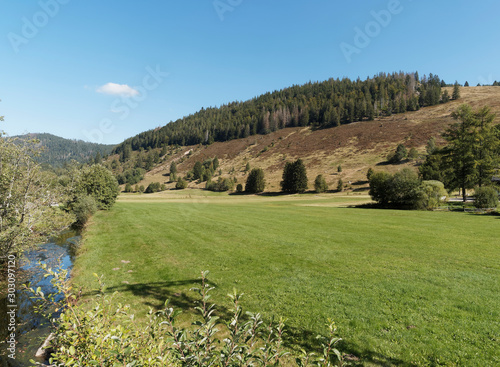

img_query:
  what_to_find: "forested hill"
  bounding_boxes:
[14,133,114,167]
[113,71,451,156]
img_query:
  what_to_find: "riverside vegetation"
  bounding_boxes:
[27,268,343,366]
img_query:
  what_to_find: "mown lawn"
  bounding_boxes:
[73,193,500,366]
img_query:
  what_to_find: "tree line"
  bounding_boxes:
[368,103,500,209]
[113,72,452,156]
[420,104,500,201]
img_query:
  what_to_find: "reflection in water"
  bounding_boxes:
[0,231,79,367]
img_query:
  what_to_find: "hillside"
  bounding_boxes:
[110,86,500,192]
[14,133,115,168]
[113,72,445,156]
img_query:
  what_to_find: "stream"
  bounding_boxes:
[0,231,80,367]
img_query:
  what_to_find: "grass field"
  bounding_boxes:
[73,191,500,366]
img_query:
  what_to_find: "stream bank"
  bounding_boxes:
[0,231,80,367]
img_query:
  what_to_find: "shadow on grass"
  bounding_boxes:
[259,191,291,197]
[81,278,235,321]
[80,278,411,366]
[283,324,411,366]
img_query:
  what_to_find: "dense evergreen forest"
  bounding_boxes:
[114,72,451,156]
[14,133,114,167]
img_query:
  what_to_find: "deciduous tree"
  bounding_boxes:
[0,134,73,262]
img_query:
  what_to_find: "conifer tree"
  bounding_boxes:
[314,174,328,193]
[452,82,460,100]
[281,159,308,193]
[245,168,265,193]
[442,104,498,201]
[170,161,177,176]
[193,161,204,181]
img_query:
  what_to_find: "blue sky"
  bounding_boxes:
[1,0,499,144]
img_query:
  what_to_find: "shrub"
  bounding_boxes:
[389,168,421,208]
[176,178,188,190]
[369,169,425,208]
[206,177,235,192]
[366,168,374,181]
[202,170,213,182]
[145,182,162,193]
[116,168,146,185]
[193,161,204,180]
[408,147,419,159]
[474,186,499,209]
[337,178,344,192]
[236,183,243,193]
[369,172,392,205]
[124,183,133,193]
[72,195,97,226]
[417,180,448,210]
[246,168,266,193]
[388,144,408,164]
[314,174,328,193]
[75,165,119,209]
[26,268,345,367]
[138,185,145,193]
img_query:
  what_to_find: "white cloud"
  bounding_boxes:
[97,83,139,97]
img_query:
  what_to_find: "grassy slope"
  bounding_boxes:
[74,193,500,366]
[127,86,500,192]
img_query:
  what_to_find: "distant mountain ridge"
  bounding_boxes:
[13,133,115,167]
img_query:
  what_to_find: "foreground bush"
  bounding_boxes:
[473,186,499,209]
[26,268,345,367]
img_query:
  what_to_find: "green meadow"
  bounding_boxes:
[73,192,500,366]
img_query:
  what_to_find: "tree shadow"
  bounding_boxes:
[283,324,412,366]
[79,278,413,366]
[81,278,234,320]
[351,180,369,186]
[258,191,290,197]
